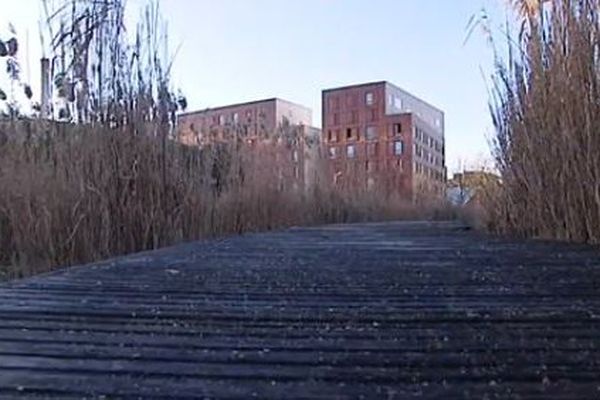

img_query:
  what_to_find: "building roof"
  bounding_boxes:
[322,80,443,115]
[322,81,387,93]
[178,97,311,118]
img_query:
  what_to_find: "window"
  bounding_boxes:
[394,96,403,110]
[333,113,340,125]
[369,109,378,122]
[292,150,299,162]
[366,161,372,172]
[414,162,424,175]
[350,110,359,124]
[328,130,338,142]
[367,142,378,157]
[218,114,225,125]
[246,110,253,120]
[366,126,377,140]
[329,147,337,159]
[346,144,356,159]
[346,128,352,140]
[394,141,404,156]
[365,92,374,106]
[233,113,239,124]
[396,159,403,171]
[414,143,423,158]
[394,123,402,135]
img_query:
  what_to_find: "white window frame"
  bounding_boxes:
[346,144,356,159]
[394,141,403,156]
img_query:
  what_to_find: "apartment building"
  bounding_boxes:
[177,98,320,188]
[322,81,446,199]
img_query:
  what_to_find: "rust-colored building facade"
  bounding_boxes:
[176,98,319,188]
[322,81,446,199]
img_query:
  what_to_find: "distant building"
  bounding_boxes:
[176,98,320,189]
[322,81,446,199]
[447,170,500,207]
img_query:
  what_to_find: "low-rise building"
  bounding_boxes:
[176,98,320,189]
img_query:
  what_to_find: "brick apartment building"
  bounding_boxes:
[177,98,320,188]
[322,81,446,199]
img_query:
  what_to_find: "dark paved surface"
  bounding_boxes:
[0,221,599,399]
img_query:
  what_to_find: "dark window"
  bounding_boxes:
[346,128,352,139]
[394,123,402,134]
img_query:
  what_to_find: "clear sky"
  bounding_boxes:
[2,0,509,173]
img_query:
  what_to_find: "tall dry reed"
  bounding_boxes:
[0,120,450,279]
[487,0,600,243]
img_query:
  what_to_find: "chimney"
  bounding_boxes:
[40,58,51,118]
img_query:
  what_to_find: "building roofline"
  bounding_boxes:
[178,97,311,117]
[322,81,387,93]
[384,81,444,115]
[178,98,277,117]
[322,80,443,115]
[274,98,312,112]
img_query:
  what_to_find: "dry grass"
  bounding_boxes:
[0,119,452,279]
[0,0,455,280]
[486,0,600,244]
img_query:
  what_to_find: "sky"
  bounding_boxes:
[2,0,510,173]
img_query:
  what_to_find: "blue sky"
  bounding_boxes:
[2,0,508,172]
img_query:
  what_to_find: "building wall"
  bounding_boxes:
[176,99,278,146]
[176,98,317,190]
[322,82,413,196]
[322,81,446,199]
[384,82,444,137]
[410,113,446,196]
[275,99,312,128]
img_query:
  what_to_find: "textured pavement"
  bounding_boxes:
[0,221,599,399]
